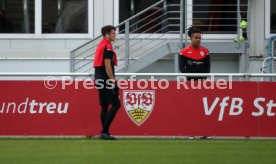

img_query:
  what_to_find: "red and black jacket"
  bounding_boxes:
[179,45,210,79]
[93,38,118,81]
[93,38,118,67]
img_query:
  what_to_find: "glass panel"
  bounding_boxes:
[119,0,160,22]
[0,0,35,33]
[193,0,240,34]
[119,0,183,34]
[271,0,276,33]
[42,0,88,33]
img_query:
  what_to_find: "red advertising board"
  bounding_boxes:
[0,80,275,137]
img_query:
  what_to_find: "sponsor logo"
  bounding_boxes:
[200,51,205,56]
[203,97,276,121]
[0,98,69,115]
[123,90,155,126]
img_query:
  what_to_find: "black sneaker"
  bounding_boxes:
[200,136,211,139]
[100,133,116,140]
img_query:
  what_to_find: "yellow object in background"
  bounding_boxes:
[240,20,248,29]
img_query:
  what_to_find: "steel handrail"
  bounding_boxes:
[0,73,276,78]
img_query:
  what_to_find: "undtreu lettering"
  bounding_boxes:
[0,98,69,114]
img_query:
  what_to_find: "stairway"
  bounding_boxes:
[70,0,248,73]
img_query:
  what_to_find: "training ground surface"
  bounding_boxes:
[0,138,276,164]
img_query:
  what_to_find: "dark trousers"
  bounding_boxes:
[100,100,121,134]
[97,88,121,134]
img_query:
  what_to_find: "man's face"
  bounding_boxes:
[108,29,116,41]
[191,33,201,47]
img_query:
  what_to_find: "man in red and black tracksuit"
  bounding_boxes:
[179,27,210,139]
[179,27,210,80]
[93,25,120,140]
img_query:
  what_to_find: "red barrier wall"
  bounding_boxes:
[0,81,275,137]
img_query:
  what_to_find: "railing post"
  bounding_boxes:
[271,39,276,74]
[184,0,189,47]
[70,52,75,72]
[125,21,130,71]
[237,0,241,44]
[180,0,184,48]
[164,0,168,13]
[176,0,185,73]
[23,0,30,33]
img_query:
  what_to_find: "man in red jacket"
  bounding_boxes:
[179,27,210,80]
[93,25,120,140]
[179,26,211,139]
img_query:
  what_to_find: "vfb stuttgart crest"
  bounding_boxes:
[123,90,155,126]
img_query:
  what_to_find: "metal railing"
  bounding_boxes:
[71,0,170,73]
[267,37,276,73]
[70,0,248,73]
[186,1,247,35]
[0,72,275,79]
[1,72,276,82]
[261,57,276,81]
[262,57,276,73]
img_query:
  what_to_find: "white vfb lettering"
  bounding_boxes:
[203,97,276,120]
[203,97,244,121]
[229,98,243,116]
[218,97,230,121]
[203,97,220,115]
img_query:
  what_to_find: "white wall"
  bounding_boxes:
[138,54,240,74]
[0,0,271,75]
[0,60,68,73]
[248,0,267,58]
[93,0,114,36]
[0,39,89,57]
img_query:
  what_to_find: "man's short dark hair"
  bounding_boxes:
[188,26,202,38]
[101,25,116,37]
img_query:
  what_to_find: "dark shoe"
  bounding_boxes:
[100,133,116,140]
[188,136,195,139]
[200,136,211,139]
